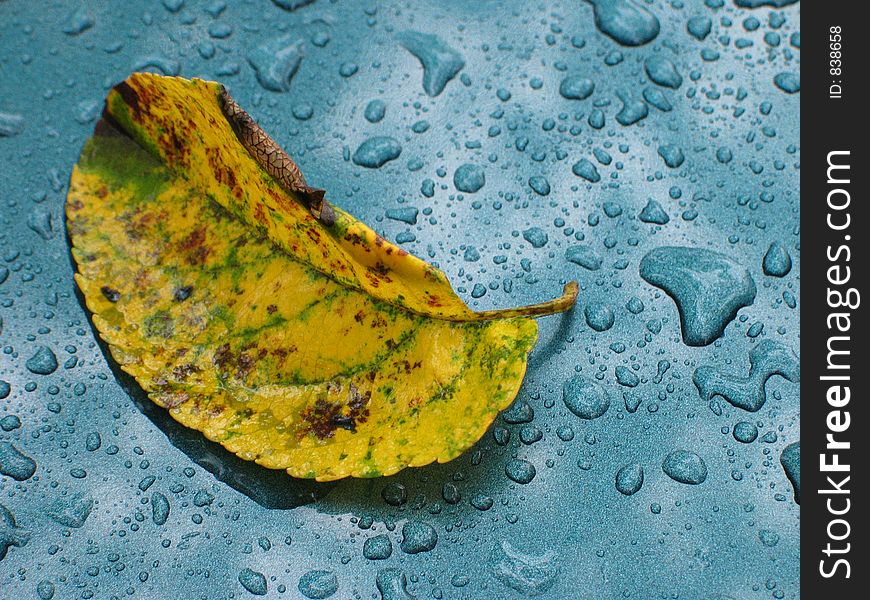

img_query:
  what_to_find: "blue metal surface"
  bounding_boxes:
[0,0,800,598]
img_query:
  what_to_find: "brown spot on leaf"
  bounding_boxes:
[153,391,190,409]
[179,225,210,265]
[172,363,201,381]
[371,261,390,278]
[213,343,257,380]
[299,383,371,440]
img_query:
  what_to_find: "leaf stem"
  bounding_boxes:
[471,281,578,321]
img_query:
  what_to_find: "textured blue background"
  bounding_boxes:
[0,0,799,598]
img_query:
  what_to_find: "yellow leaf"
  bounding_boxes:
[66,73,577,481]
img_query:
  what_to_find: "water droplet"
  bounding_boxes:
[0,415,20,432]
[471,493,494,510]
[238,567,268,596]
[662,450,707,485]
[25,345,59,375]
[735,0,798,8]
[639,199,669,224]
[364,100,387,123]
[248,36,304,92]
[353,137,402,168]
[0,112,25,137]
[773,72,800,94]
[505,458,537,484]
[502,399,534,424]
[528,175,551,196]
[780,442,800,504]
[62,7,94,36]
[398,31,465,97]
[762,242,792,277]
[587,0,660,46]
[566,245,602,270]
[0,442,37,481]
[584,302,614,332]
[375,568,415,600]
[522,227,548,248]
[615,366,639,388]
[490,541,559,595]
[562,376,610,419]
[758,529,780,547]
[687,16,712,41]
[657,144,685,168]
[644,56,682,89]
[643,87,672,111]
[640,247,757,346]
[559,76,595,100]
[572,158,601,182]
[27,209,54,240]
[364,534,393,560]
[162,0,186,13]
[298,570,338,599]
[694,340,799,412]
[36,580,55,600]
[399,521,438,554]
[386,207,419,225]
[615,464,644,495]
[615,93,648,125]
[0,504,29,561]
[382,482,407,506]
[453,163,485,193]
[271,0,318,11]
[733,421,759,443]
[293,104,314,120]
[133,56,181,76]
[84,431,102,451]
[151,492,171,525]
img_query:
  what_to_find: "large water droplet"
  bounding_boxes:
[25,345,59,375]
[780,442,800,504]
[662,450,707,485]
[376,568,416,600]
[398,31,465,97]
[298,570,338,599]
[490,541,559,595]
[762,242,792,277]
[353,137,402,168]
[615,463,644,495]
[640,246,756,346]
[562,376,610,419]
[644,56,682,89]
[453,163,485,193]
[586,0,660,46]
[0,504,29,561]
[399,521,437,554]
[694,340,799,412]
[363,534,393,560]
[238,567,268,596]
[0,442,37,481]
[248,36,304,92]
[559,76,595,100]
